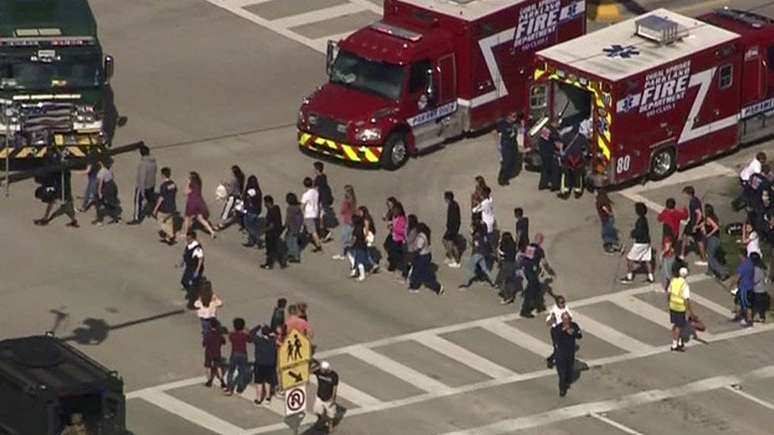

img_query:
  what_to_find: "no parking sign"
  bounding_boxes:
[284,385,307,416]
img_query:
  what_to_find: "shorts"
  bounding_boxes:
[253,364,274,384]
[738,289,751,310]
[670,310,686,327]
[303,218,318,235]
[627,243,652,262]
[683,227,704,243]
[204,354,223,368]
[313,398,336,418]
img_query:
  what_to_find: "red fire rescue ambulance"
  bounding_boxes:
[297,0,586,169]
[529,8,774,187]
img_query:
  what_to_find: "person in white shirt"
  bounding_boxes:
[545,295,572,368]
[743,222,762,258]
[737,152,767,210]
[193,281,223,336]
[472,186,496,245]
[301,177,323,252]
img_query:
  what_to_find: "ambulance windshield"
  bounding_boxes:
[330,50,405,100]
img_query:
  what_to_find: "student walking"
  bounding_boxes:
[261,195,286,269]
[301,177,323,252]
[202,319,225,388]
[313,161,335,242]
[34,160,79,228]
[92,159,122,225]
[496,232,519,304]
[621,202,655,284]
[76,148,100,212]
[284,193,303,263]
[270,298,287,332]
[441,191,462,268]
[152,167,178,245]
[349,214,371,281]
[660,235,677,290]
[704,204,729,280]
[386,202,407,272]
[216,165,245,230]
[408,223,445,295]
[193,280,223,336]
[250,325,277,405]
[751,252,769,323]
[242,175,263,248]
[681,186,707,265]
[472,186,496,246]
[520,233,555,317]
[594,190,620,253]
[552,312,582,397]
[657,198,688,245]
[127,145,157,225]
[182,172,216,238]
[459,222,496,289]
[333,185,357,260]
[732,251,755,327]
[514,207,530,248]
[224,318,250,396]
[667,265,693,351]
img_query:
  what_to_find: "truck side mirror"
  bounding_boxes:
[104,55,114,83]
[326,41,339,76]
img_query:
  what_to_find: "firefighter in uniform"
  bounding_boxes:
[496,111,522,186]
[558,121,589,199]
[538,120,561,191]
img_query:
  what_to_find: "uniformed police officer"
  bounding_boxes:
[538,119,561,191]
[180,230,205,307]
[496,111,522,186]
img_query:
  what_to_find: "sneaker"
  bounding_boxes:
[694,260,708,266]
[253,399,263,405]
[357,275,366,282]
[409,289,420,294]
[443,258,452,265]
[322,233,333,243]
[457,284,469,291]
[670,346,684,352]
[647,274,655,283]
[438,285,445,296]
[620,276,634,284]
[33,219,48,226]
[448,262,461,269]
[66,221,79,228]
[332,255,346,260]
[739,320,752,328]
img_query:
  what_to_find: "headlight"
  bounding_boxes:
[355,127,381,142]
[308,114,318,125]
[76,106,97,122]
[297,110,306,125]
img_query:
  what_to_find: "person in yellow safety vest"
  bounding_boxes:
[667,266,694,352]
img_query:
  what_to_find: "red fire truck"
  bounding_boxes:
[529,8,774,187]
[297,0,586,169]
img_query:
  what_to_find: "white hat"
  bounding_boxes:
[215,184,228,200]
[320,361,330,370]
[679,267,689,278]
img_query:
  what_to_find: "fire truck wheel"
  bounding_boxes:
[650,148,676,180]
[381,133,409,170]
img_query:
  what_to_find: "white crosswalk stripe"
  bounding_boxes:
[690,293,734,317]
[142,390,249,435]
[610,295,672,329]
[415,333,517,379]
[570,312,654,353]
[206,0,383,54]
[348,345,450,392]
[480,319,554,357]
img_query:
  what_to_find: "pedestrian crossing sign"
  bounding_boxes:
[278,329,312,371]
[279,360,310,389]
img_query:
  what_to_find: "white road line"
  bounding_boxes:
[348,346,450,393]
[349,0,383,14]
[221,0,274,7]
[273,3,366,28]
[244,322,774,434]
[415,333,516,379]
[724,385,774,411]
[570,312,654,354]
[308,374,384,407]
[239,387,287,416]
[690,293,734,317]
[140,390,248,435]
[590,413,645,435]
[480,319,554,358]
[128,276,713,400]
[205,0,322,53]
[610,295,671,330]
[618,191,665,213]
[440,366,774,435]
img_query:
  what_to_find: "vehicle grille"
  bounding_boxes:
[309,115,347,143]
[19,102,74,133]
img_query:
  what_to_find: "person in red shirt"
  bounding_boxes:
[657,198,688,244]
[285,304,314,339]
[224,318,250,396]
[203,319,225,388]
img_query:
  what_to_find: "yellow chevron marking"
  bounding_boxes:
[67,146,85,157]
[363,148,380,163]
[0,148,8,158]
[341,145,360,162]
[36,147,48,158]
[15,147,34,158]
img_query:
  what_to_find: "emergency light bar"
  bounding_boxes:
[370,22,422,42]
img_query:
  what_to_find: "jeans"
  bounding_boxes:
[706,235,729,278]
[286,233,300,260]
[661,255,675,289]
[409,253,441,292]
[464,253,495,284]
[340,224,353,255]
[226,353,250,393]
[244,213,263,246]
[81,176,97,210]
[601,217,619,246]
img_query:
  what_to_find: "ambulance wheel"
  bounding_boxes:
[650,148,675,180]
[381,133,408,170]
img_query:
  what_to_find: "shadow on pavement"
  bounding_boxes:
[59,309,185,345]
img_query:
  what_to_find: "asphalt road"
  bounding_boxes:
[1,0,774,434]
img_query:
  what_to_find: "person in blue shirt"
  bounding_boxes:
[733,250,755,327]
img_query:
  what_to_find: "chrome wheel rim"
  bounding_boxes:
[653,151,672,176]
[392,141,407,166]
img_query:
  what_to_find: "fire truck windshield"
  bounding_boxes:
[330,50,404,100]
[0,53,102,91]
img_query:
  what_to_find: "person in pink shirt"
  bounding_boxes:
[386,202,407,272]
[285,304,314,339]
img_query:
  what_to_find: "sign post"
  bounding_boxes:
[278,329,313,433]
